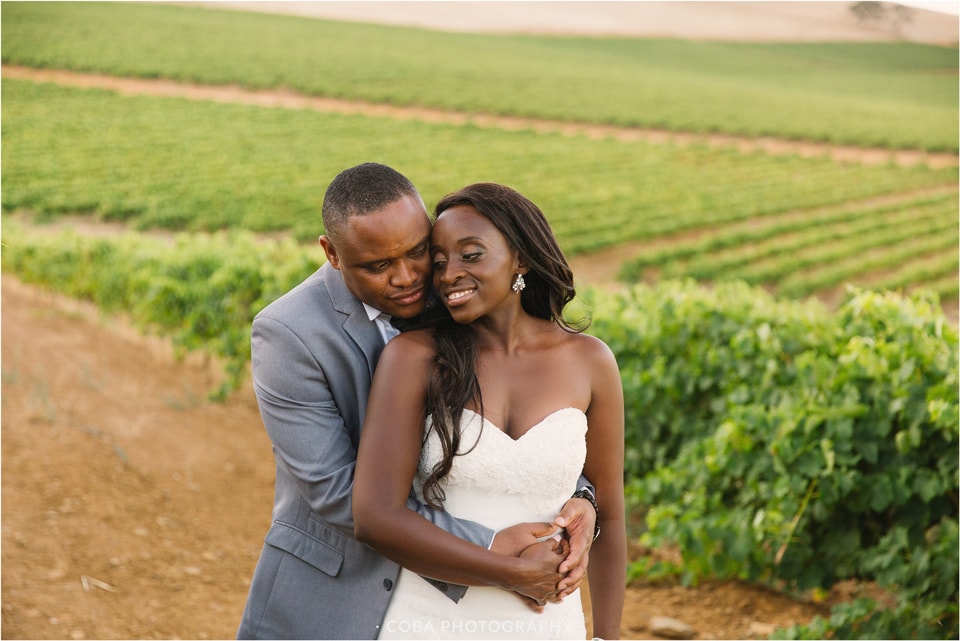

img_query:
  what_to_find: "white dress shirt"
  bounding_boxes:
[362,302,401,345]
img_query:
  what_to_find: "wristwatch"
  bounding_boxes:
[571,488,600,541]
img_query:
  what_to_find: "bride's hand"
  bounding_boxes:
[491,521,558,557]
[513,536,568,608]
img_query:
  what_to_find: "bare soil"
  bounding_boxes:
[1,276,835,639]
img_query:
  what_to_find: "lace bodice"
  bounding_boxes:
[417,407,588,529]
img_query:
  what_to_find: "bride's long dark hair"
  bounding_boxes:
[420,183,584,508]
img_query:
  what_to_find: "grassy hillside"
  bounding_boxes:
[2,1,957,150]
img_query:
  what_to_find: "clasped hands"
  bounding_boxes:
[491,498,596,611]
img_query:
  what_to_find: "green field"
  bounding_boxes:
[2,1,957,151]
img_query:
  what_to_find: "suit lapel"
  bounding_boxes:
[320,264,382,379]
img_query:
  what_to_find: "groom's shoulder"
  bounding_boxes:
[255,266,331,323]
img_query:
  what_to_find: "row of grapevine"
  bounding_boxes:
[2,2,957,150]
[775,231,957,299]
[626,192,951,274]
[0,222,324,399]
[621,192,946,270]
[618,189,959,302]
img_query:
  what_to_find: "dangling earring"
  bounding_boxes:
[512,272,526,294]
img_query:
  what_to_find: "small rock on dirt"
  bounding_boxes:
[649,615,696,639]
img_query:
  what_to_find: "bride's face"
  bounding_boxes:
[431,205,521,323]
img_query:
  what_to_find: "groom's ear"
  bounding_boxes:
[319,235,342,270]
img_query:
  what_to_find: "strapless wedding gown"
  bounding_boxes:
[379,407,588,640]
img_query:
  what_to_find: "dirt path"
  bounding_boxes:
[4,64,957,171]
[0,275,834,639]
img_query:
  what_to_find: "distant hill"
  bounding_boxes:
[184,1,959,45]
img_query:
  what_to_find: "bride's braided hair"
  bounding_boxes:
[420,183,585,508]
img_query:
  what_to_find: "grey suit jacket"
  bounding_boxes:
[237,263,495,640]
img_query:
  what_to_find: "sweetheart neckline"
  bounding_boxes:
[461,407,585,443]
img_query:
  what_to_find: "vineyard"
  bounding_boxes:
[1,2,958,640]
[2,77,957,307]
[2,3,957,151]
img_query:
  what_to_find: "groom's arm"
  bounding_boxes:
[252,315,363,530]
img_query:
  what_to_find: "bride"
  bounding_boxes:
[353,182,626,639]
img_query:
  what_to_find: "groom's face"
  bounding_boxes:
[320,194,433,319]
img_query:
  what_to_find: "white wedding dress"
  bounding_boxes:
[379,407,588,640]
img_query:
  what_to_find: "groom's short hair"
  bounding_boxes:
[321,162,424,240]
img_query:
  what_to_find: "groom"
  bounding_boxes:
[237,162,598,639]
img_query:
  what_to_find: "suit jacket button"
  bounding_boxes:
[383,578,394,591]
[437,582,448,592]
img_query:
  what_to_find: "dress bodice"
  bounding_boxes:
[417,407,588,530]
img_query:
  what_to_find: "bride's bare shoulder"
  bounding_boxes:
[563,330,618,366]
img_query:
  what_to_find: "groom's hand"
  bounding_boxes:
[552,497,597,598]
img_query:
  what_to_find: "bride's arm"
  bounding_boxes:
[353,332,562,603]
[582,336,627,640]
